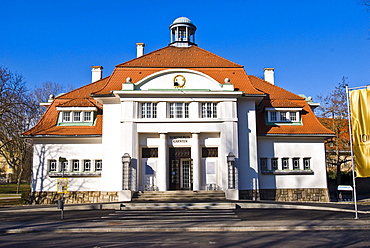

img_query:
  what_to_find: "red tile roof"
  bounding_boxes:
[23,46,333,137]
[116,46,243,68]
[23,78,107,136]
[56,98,97,108]
[248,76,334,136]
[93,46,262,95]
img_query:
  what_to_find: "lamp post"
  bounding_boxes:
[122,153,132,190]
[227,152,236,189]
[58,156,67,220]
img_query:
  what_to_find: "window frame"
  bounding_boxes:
[282,158,289,170]
[271,158,278,170]
[57,107,97,125]
[84,112,92,122]
[202,147,218,157]
[95,160,102,171]
[72,160,80,172]
[293,158,300,170]
[141,102,157,118]
[49,160,57,172]
[260,158,268,171]
[266,108,302,123]
[303,158,311,170]
[169,102,189,118]
[83,160,91,172]
[201,102,218,118]
[62,112,71,122]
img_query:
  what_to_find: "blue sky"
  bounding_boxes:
[1,0,369,100]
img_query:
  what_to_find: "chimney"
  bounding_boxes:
[91,66,103,83]
[136,43,145,57]
[264,68,275,85]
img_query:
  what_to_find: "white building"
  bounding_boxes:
[24,17,333,203]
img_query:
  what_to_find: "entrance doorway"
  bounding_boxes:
[169,148,192,190]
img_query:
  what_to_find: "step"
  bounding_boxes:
[112,209,237,216]
[132,197,226,202]
[133,190,224,195]
[120,202,236,210]
[101,208,240,221]
[132,190,226,202]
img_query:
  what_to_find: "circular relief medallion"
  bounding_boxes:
[173,75,186,88]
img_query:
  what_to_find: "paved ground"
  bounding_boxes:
[0,200,369,234]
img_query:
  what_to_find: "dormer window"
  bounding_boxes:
[57,107,97,126]
[266,108,302,124]
[63,112,71,122]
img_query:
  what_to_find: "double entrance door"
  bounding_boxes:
[169,148,192,190]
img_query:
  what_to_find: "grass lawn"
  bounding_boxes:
[0,183,30,194]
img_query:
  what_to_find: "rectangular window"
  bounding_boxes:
[83,160,91,171]
[268,111,300,122]
[84,112,92,122]
[280,112,287,121]
[95,160,102,171]
[61,161,68,172]
[271,158,278,170]
[282,158,289,170]
[142,148,159,158]
[202,147,218,157]
[260,158,268,170]
[202,103,218,118]
[293,158,300,170]
[270,112,277,121]
[141,103,157,118]
[49,160,57,172]
[290,112,297,122]
[73,112,81,122]
[303,158,311,170]
[72,160,79,172]
[170,103,189,118]
[63,112,71,122]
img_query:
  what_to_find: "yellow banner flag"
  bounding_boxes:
[350,88,370,177]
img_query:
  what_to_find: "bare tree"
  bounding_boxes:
[0,67,38,192]
[317,77,351,186]
[31,81,74,119]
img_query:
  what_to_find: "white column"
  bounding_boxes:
[192,133,200,190]
[158,133,167,191]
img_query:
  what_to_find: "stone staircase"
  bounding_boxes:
[102,208,240,222]
[102,191,237,222]
[132,190,226,202]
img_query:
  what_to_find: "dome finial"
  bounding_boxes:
[169,17,197,47]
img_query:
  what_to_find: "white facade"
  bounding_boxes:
[27,17,332,202]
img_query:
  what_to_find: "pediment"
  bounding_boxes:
[135,69,224,91]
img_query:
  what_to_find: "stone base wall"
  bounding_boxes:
[29,191,119,205]
[240,188,330,202]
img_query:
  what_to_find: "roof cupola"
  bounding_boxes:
[169,17,196,47]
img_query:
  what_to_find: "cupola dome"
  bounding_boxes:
[169,17,196,47]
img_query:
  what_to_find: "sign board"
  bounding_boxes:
[206,162,216,174]
[56,178,68,193]
[59,157,67,163]
[337,185,353,191]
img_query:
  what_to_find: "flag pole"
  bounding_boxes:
[346,85,359,219]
